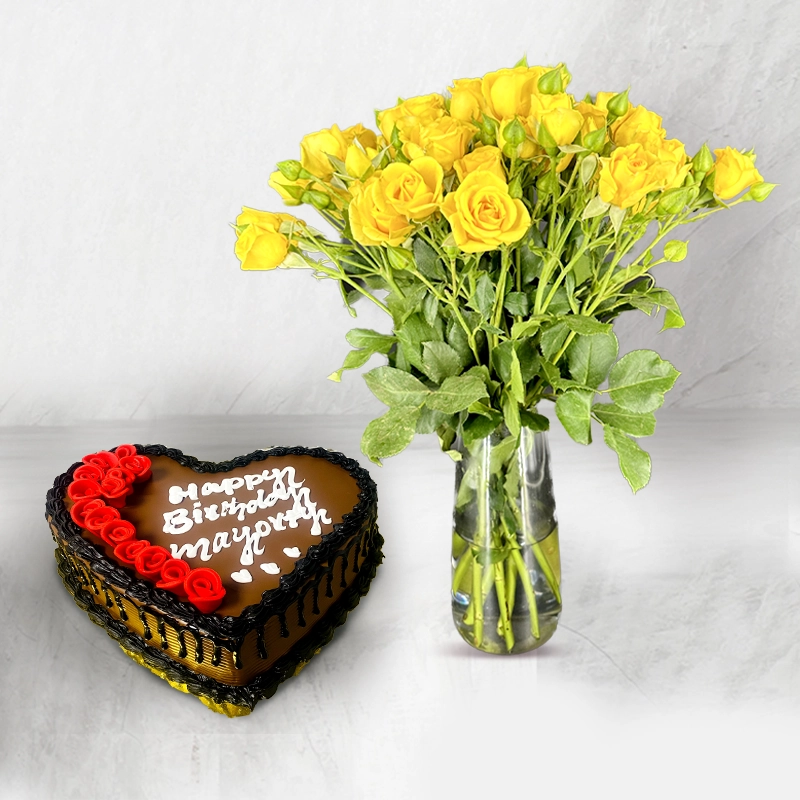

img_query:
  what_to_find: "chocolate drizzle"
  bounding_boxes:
[158,618,169,650]
[297,594,306,628]
[277,612,289,638]
[177,629,188,658]
[256,627,268,660]
[138,606,152,640]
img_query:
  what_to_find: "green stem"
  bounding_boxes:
[452,546,473,596]
[506,557,517,617]
[531,540,561,605]
[511,548,540,640]
[494,561,515,651]
[472,555,484,646]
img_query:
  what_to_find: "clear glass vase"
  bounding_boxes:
[451,426,562,654]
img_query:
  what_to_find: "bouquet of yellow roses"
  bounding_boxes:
[235,59,772,653]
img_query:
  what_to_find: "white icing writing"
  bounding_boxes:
[163,468,332,571]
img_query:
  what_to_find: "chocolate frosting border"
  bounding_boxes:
[46,444,378,641]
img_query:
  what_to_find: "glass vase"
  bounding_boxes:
[451,426,562,654]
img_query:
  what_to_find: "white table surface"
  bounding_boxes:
[2,411,799,798]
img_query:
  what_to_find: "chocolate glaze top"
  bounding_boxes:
[109,454,361,616]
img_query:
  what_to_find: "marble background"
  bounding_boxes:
[1,0,798,426]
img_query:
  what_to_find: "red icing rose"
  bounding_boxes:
[118,454,152,483]
[82,451,119,473]
[99,518,137,547]
[83,504,121,532]
[156,558,191,594]
[99,471,134,507]
[70,497,106,527]
[114,539,149,565]
[67,479,102,502]
[135,545,171,580]
[73,463,105,482]
[114,444,138,459]
[185,568,226,614]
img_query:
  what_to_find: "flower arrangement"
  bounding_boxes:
[234,60,772,652]
[235,59,771,489]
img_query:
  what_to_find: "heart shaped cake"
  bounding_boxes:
[46,444,382,716]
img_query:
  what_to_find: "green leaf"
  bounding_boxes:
[579,153,599,184]
[511,317,541,340]
[663,240,688,262]
[603,426,652,493]
[386,283,427,327]
[345,328,396,354]
[472,273,496,320]
[567,330,619,388]
[509,349,525,404]
[361,406,421,464]
[540,321,569,361]
[562,315,612,336]
[446,319,473,366]
[480,322,504,336]
[520,409,550,431]
[462,413,500,447]
[555,389,594,445]
[425,374,489,414]
[395,312,439,371]
[607,350,680,413]
[647,288,685,331]
[412,236,446,281]
[502,391,521,437]
[520,242,543,284]
[609,205,626,233]
[571,253,592,286]
[328,348,375,382]
[363,366,430,407]
[422,341,462,383]
[415,406,451,435]
[582,195,610,220]
[491,340,516,383]
[516,340,540,382]
[422,292,439,326]
[592,402,656,437]
[504,291,529,317]
[490,435,518,473]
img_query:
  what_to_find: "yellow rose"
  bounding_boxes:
[539,107,584,146]
[377,93,446,141]
[449,78,485,122]
[611,105,665,148]
[348,176,414,246]
[712,147,763,200]
[481,66,542,120]
[441,172,531,253]
[598,144,663,209]
[343,123,379,151]
[401,116,476,172]
[575,99,608,136]
[344,142,380,180]
[269,170,308,206]
[380,157,443,221]
[651,138,691,190]
[527,91,573,123]
[454,145,506,182]
[235,207,298,270]
[299,124,349,180]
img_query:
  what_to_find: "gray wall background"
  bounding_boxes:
[1,0,797,426]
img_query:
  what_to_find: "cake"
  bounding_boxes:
[46,444,382,716]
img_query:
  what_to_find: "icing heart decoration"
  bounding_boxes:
[66,446,227,613]
[231,569,253,583]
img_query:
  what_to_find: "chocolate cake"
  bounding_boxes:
[46,444,382,716]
